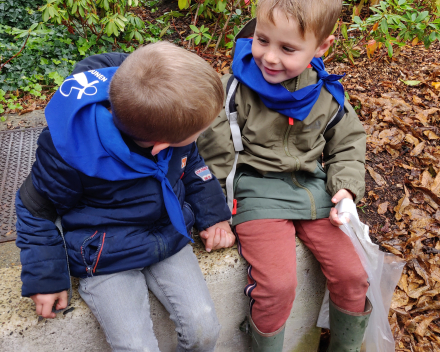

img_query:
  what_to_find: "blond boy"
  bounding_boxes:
[198,0,371,350]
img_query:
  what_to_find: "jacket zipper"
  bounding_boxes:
[291,172,317,220]
[283,125,300,171]
[81,231,106,277]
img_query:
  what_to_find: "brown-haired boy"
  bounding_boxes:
[198,0,371,350]
[16,41,234,351]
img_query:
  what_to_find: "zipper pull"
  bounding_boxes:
[288,117,294,125]
[86,266,93,277]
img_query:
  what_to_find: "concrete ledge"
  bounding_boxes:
[0,237,325,351]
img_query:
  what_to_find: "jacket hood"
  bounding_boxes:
[44,67,190,238]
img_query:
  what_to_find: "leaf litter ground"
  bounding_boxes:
[3,4,440,351]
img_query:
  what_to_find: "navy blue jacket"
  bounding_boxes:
[15,53,231,297]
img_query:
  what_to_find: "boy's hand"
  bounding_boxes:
[200,221,235,252]
[31,291,68,319]
[329,189,354,226]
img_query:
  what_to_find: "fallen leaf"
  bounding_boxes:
[407,285,429,299]
[378,201,389,214]
[381,243,403,257]
[410,141,426,156]
[415,314,439,337]
[400,79,422,86]
[413,95,423,105]
[432,82,440,90]
[423,130,439,140]
[405,134,420,145]
[391,288,410,309]
[366,165,387,186]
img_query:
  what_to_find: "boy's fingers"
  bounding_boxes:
[212,228,221,249]
[35,303,42,316]
[205,233,213,252]
[41,302,55,319]
[56,292,68,310]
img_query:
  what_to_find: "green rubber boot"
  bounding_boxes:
[248,316,285,352]
[328,297,373,352]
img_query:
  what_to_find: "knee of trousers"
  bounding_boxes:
[179,306,221,350]
[329,267,369,299]
[250,278,297,313]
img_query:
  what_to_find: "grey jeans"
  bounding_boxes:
[78,244,220,352]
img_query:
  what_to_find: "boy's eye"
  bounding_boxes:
[283,46,295,53]
[257,37,268,44]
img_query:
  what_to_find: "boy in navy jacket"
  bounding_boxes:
[15,42,234,351]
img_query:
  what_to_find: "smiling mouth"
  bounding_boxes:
[264,66,282,75]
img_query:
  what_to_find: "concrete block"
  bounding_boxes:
[0,238,325,351]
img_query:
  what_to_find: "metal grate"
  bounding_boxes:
[0,128,43,243]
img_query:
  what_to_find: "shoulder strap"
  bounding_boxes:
[225,75,242,218]
[324,104,347,135]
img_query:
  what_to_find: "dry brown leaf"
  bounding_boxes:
[415,314,440,337]
[430,172,440,195]
[378,201,389,214]
[411,141,426,156]
[420,170,434,188]
[410,300,440,313]
[424,131,440,140]
[412,259,430,284]
[366,165,388,186]
[391,288,410,308]
[405,134,420,145]
[408,285,429,299]
[430,265,440,283]
[382,243,404,257]
[395,187,411,220]
[398,273,409,293]
[413,95,423,105]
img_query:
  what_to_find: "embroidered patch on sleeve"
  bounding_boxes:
[181,156,187,169]
[195,166,212,181]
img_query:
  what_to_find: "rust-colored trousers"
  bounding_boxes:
[235,218,369,333]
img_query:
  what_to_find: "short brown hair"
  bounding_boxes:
[109,41,224,143]
[256,0,342,45]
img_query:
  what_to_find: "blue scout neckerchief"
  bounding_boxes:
[45,67,190,240]
[232,38,345,121]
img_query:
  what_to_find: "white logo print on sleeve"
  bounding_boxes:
[60,72,100,99]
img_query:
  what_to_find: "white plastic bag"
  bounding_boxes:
[316,199,406,352]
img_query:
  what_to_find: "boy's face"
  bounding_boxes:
[251,9,334,84]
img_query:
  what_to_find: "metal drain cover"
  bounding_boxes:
[0,128,43,243]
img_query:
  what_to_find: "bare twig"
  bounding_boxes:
[0,32,31,72]
[172,19,184,41]
[203,13,221,53]
[214,0,240,54]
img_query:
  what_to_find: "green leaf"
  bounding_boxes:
[195,35,201,45]
[159,24,170,38]
[178,0,188,10]
[400,79,421,86]
[235,9,242,15]
[341,23,348,40]
[380,18,388,34]
[185,33,198,40]
[189,25,199,33]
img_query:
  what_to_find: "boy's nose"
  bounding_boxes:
[264,49,279,65]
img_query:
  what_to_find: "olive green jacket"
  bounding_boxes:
[197,68,366,226]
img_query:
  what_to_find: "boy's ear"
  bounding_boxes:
[151,142,170,156]
[314,35,335,58]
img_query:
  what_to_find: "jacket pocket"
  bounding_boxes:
[80,231,106,277]
[182,202,195,234]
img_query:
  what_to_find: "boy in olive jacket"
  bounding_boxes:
[197,0,371,351]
